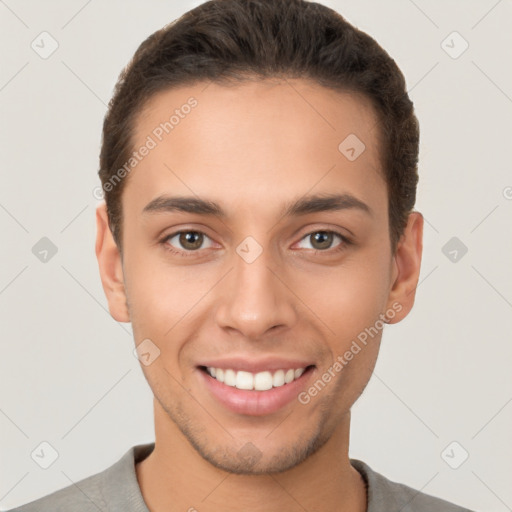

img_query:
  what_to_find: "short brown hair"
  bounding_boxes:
[99,0,419,251]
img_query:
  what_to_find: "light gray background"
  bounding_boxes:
[1,1,511,510]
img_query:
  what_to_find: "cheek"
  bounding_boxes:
[122,246,182,338]
[297,258,389,403]
[303,257,391,339]
[312,271,386,406]
[128,280,186,342]
[124,252,217,353]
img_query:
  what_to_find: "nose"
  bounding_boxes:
[214,245,298,340]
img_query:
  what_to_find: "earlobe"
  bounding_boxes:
[385,212,424,324]
[95,203,130,322]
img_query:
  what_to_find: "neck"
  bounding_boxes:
[136,399,367,512]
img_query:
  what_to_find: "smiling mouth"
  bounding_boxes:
[198,365,315,391]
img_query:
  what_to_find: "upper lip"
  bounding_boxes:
[198,357,315,373]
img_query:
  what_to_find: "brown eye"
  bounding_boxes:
[178,231,203,250]
[164,231,213,253]
[310,231,334,250]
[296,230,345,252]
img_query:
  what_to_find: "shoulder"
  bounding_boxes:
[5,443,154,512]
[5,470,107,512]
[350,458,477,512]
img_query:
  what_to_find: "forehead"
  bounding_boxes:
[125,78,385,221]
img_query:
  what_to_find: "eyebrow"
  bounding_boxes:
[142,193,372,218]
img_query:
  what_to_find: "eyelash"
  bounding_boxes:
[159,229,352,258]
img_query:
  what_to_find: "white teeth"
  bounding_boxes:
[253,371,273,391]
[284,369,295,384]
[235,371,254,390]
[272,369,285,387]
[294,368,305,378]
[224,369,236,386]
[205,366,308,390]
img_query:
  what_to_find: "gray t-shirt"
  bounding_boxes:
[8,442,475,511]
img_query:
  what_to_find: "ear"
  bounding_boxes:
[95,202,130,322]
[385,212,423,324]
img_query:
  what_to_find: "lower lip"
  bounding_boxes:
[197,367,315,416]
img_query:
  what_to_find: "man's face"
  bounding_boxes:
[109,79,404,473]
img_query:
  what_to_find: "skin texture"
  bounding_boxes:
[96,78,423,512]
